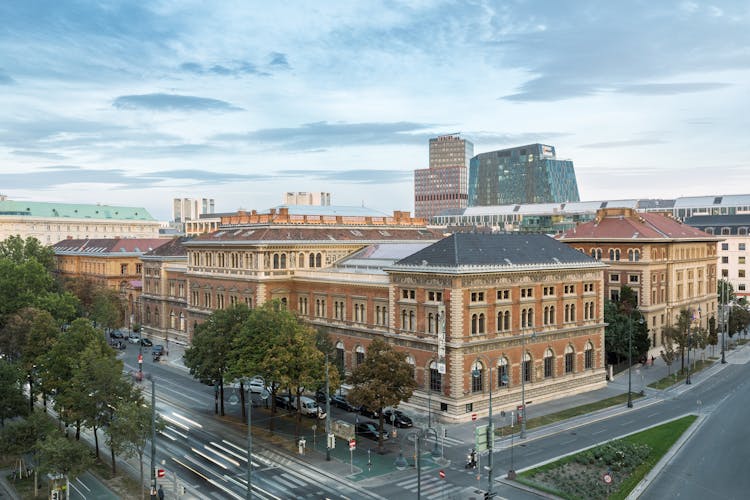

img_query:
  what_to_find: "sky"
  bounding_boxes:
[1,1,749,221]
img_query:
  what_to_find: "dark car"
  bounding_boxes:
[360,406,380,419]
[331,394,361,412]
[383,409,413,428]
[275,394,292,410]
[140,338,153,347]
[355,421,389,442]
[314,389,329,404]
[109,330,124,339]
[152,345,164,356]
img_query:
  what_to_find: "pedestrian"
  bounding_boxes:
[651,355,656,366]
[158,485,164,500]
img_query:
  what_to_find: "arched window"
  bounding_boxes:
[335,341,345,369]
[401,310,408,330]
[584,342,594,369]
[570,304,576,322]
[498,357,509,387]
[429,361,442,392]
[273,254,279,269]
[564,345,575,374]
[503,310,510,331]
[406,355,416,379]
[521,309,527,328]
[145,307,151,323]
[299,253,305,267]
[280,254,287,269]
[522,352,532,382]
[355,345,365,366]
[478,313,485,334]
[428,313,434,333]
[309,253,315,267]
[471,360,484,393]
[154,308,160,328]
[544,348,554,378]
[316,253,322,267]
[179,312,185,331]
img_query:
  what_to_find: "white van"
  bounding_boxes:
[292,396,326,419]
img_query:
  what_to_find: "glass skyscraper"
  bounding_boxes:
[468,144,580,206]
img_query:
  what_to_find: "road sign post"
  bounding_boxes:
[349,439,356,473]
[475,424,489,452]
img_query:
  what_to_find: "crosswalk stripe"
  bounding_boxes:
[425,436,463,446]
[280,473,307,488]
[271,475,300,491]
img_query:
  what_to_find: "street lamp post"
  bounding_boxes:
[150,376,157,499]
[472,362,494,499]
[686,309,692,385]
[245,376,268,500]
[721,283,727,364]
[627,309,634,408]
[325,354,332,462]
[520,330,535,439]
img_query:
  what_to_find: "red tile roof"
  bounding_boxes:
[557,209,717,241]
[187,226,443,244]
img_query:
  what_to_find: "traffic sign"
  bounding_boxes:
[439,469,446,479]
[155,468,165,478]
[471,413,477,421]
[138,353,143,364]
[602,472,612,484]
[475,424,488,452]
[349,439,356,450]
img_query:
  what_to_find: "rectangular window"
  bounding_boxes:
[740,257,746,264]
[610,274,620,282]
[740,284,747,291]
[120,264,128,275]
[136,264,142,274]
[401,289,416,300]
[543,286,555,296]
[470,291,485,302]
[520,288,533,298]
[427,291,443,302]
[496,289,510,300]
[722,243,729,250]
[722,256,729,264]
[740,270,746,278]
[629,274,639,283]
[740,243,746,251]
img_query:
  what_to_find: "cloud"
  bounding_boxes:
[214,121,436,150]
[279,168,411,184]
[112,93,242,112]
[615,82,731,95]
[579,139,668,149]
[179,60,267,76]
[268,52,290,69]
[0,69,14,84]
[10,150,66,160]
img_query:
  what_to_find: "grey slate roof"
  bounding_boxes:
[390,233,599,271]
[684,214,750,227]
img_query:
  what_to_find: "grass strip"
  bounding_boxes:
[517,414,697,499]
[648,359,712,389]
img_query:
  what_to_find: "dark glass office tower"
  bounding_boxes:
[468,144,580,206]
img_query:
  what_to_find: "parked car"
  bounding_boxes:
[109,330,124,339]
[247,377,267,394]
[140,338,153,347]
[331,394,361,412]
[128,334,140,344]
[383,409,413,428]
[275,394,292,410]
[292,396,327,419]
[355,421,389,442]
[152,345,164,356]
[314,389,329,404]
[360,406,380,419]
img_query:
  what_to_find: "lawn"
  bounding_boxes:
[648,359,713,390]
[517,414,697,500]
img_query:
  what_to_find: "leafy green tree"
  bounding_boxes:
[708,315,718,356]
[90,287,126,332]
[603,289,650,365]
[106,392,158,483]
[36,432,93,484]
[73,342,128,457]
[0,359,28,426]
[0,411,57,493]
[347,338,418,450]
[728,304,750,337]
[0,235,56,272]
[185,304,252,416]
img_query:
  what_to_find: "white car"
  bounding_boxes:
[128,335,140,344]
[247,378,266,393]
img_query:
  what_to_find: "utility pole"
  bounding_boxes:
[325,354,332,461]
[487,365,494,499]
[150,376,157,499]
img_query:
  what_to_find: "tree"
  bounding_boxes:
[665,308,693,372]
[660,342,677,376]
[185,304,252,416]
[90,287,126,332]
[0,411,57,494]
[106,392,158,490]
[708,315,718,356]
[73,342,129,458]
[603,289,650,366]
[36,433,93,487]
[728,304,750,338]
[0,359,28,426]
[347,338,417,451]
[0,235,55,272]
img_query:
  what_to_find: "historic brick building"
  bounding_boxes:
[139,209,608,421]
[557,207,720,348]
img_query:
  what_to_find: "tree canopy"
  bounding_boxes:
[603,286,650,365]
[346,338,417,450]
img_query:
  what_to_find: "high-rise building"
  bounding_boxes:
[172,197,215,223]
[414,134,473,219]
[468,144,580,206]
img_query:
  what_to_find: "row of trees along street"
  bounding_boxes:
[184,301,417,450]
[605,283,750,377]
[0,235,158,499]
